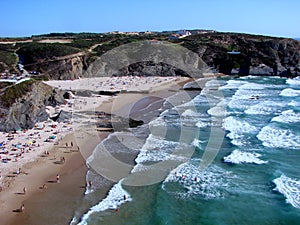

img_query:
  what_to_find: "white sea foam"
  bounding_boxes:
[207,100,227,117]
[181,109,199,117]
[218,80,248,90]
[280,88,300,97]
[78,179,131,225]
[272,110,300,123]
[162,162,234,199]
[245,101,286,115]
[223,116,258,146]
[196,120,209,128]
[273,174,300,209]
[148,117,166,128]
[134,134,186,164]
[240,75,258,80]
[227,81,278,111]
[192,139,206,149]
[238,82,266,90]
[84,187,95,195]
[288,100,300,107]
[286,77,300,86]
[257,126,300,148]
[205,79,224,88]
[223,150,267,164]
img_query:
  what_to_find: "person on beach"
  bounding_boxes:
[56,174,60,183]
[42,183,47,189]
[60,156,65,164]
[23,187,26,194]
[16,168,21,175]
[20,204,25,212]
[71,141,73,148]
[88,180,92,188]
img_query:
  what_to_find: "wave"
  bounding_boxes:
[288,100,300,107]
[228,88,262,111]
[245,101,286,115]
[192,139,207,149]
[257,125,300,149]
[77,179,131,225]
[162,162,234,199]
[207,100,227,117]
[223,116,258,146]
[134,134,189,166]
[181,109,199,117]
[218,80,248,90]
[223,150,267,164]
[196,120,209,128]
[273,174,300,209]
[280,88,300,97]
[272,110,300,124]
[286,77,300,86]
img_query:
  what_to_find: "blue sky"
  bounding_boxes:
[1,0,299,37]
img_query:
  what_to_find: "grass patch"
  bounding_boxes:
[0,50,18,67]
[17,42,81,65]
[0,79,36,108]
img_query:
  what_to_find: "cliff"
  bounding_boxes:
[0,80,65,131]
[183,33,300,76]
[9,32,300,78]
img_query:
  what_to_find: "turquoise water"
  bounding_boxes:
[74,76,300,225]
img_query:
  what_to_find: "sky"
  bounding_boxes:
[1,0,299,38]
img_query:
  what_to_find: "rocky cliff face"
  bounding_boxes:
[26,56,87,80]
[0,81,65,131]
[184,33,300,76]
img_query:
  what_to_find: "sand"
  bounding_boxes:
[0,76,191,225]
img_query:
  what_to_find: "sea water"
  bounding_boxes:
[73,76,300,225]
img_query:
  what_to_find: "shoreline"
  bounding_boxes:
[0,76,192,225]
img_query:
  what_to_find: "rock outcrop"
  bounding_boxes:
[184,33,300,76]
[0,81,65,131]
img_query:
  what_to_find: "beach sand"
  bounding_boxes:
[0,76,191,225]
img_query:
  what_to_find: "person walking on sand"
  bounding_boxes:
[23,187,26,194]
[56,174,60,183]
[20,204,25,212]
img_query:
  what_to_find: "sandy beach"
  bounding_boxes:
[0,76,190,225]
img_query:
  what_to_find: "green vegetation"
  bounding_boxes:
[0,51,18,67]
[94,34,166,56]
[17,42,80,65]
[0,79,36,108]
[0,43,18,52]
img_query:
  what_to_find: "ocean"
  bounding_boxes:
[72,76,300,225]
